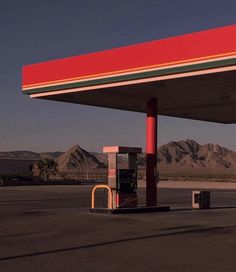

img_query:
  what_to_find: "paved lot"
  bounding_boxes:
[0,185,236,272]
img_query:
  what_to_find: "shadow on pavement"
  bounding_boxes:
[1,225,235,262]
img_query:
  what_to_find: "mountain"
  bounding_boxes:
[90,152,107,165]
[157,139,236,169]
[0,151,63,160]
[0,151,40,159]
[91,152,128,168]
[39,152,63,160]
[1,140,236,171]
[92,140,236,170]
[56,145,106,172]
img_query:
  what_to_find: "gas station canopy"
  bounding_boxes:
[22,24,236,123]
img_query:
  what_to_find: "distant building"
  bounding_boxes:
[0,158,39,176]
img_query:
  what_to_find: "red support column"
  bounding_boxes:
[146,97,157,206]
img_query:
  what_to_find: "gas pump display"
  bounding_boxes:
[117,169,137,193]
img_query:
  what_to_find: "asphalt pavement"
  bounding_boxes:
[0,185,236,272]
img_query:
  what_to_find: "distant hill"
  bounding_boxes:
[39,152,63,160]
[56,145,106,172]
[1,140,236,172]
[0,151,63,160]
[0,151,40,159]
[92,140,236,170]
[91,152,128,168]
[157,139,236,169]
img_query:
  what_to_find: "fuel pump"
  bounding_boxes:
[91,145,170,213]
[103,146,142,209]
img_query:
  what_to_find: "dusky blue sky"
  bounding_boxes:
[0,0,236,152]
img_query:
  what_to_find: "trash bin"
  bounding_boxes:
[192,191,210,209]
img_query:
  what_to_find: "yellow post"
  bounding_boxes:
[91,185,113,209]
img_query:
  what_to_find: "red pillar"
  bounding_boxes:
[146,97,157,206]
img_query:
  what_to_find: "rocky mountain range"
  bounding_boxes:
[1,139,236,171]
[0,151,63,160]
[56,145,106,172]
[156,139,236,169]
